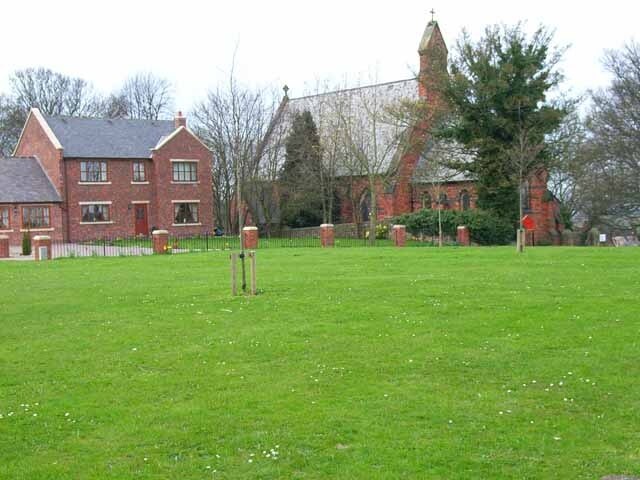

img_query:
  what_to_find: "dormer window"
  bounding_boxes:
[172,160,198,183]
[80,161,107,182]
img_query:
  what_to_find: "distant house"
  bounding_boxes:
[260,20,564,244]
[0,108,213,245]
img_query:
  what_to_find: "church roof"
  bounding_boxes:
[411,139,475,184]
[261,78,420,177]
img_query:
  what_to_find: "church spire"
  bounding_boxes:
[418,16,448,99]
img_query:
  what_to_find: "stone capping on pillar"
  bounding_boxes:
[0,234,9,258]
[320,223,335,247]
[243,226,259,249]
[392,224,406,247]
[152,229,169,254]
[456,225,471,246]
[33,235,52,261]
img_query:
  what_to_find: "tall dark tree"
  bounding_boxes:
[439,24,567,227]
[280,111,325,228]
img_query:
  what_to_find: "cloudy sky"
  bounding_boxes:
[1,0,638,112]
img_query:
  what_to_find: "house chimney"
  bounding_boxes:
[174,111,186,129]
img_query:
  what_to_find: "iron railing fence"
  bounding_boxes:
[49,227,452,258]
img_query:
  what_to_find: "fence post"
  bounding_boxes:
[392,225,406,247]
[456,226,470,246]
[152,230,169,254]
[230,253,238,295]
[320,224,335,247]
[0,234,9,258]
[243,226,259,249]
[33,235,52,261]
[205,232,209,252]
[249,251,257,295]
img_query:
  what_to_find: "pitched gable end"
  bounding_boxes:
[13,108,63,155]
[153,126,212,153]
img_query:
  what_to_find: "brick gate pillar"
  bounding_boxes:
[0,234,9,258]
[152,230,169,254]
[243,226,259,249]
[392,225,406,247]
[320,224,335,247]
[33,235,52,261]
[457,226,470,246]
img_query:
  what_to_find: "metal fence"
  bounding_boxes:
[49,226,447,259]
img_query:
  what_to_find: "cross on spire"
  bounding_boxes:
[430,8,436,22]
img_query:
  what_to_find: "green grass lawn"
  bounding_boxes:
[1,247,639,479]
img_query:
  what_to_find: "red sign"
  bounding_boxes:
[522,215,535,230]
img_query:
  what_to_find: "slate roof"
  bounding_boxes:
[412,139,476,184]
[43,115,175,158]
[262,78,420,177]
[0,157,62,203]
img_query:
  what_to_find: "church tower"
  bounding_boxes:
[418,18,448,101]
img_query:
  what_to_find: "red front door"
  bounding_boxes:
[134,204,149,236]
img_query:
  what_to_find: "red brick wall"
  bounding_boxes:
[14,114,64,193]
[14,113,67,240]
[0,203,63,246]
[526,169,563,244]
[338,177,395,223]
[150,128,214,236]
[64,159,155,241]
[411,181,477,212]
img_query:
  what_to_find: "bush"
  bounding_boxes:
[458,210,515,245]
[394,208,515,245]
[394,209,459,238]
[365,223,390,240]
[22,232,32,256]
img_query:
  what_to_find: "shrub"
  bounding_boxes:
[458,210,515,245]
[22,232,32,256]
[394,209,458,237]
[394,208,514,245]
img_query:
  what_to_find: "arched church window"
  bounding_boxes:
[421,192,432,210]
[460,190,471,211]
[438,192,449,208]
[360,191,371,221]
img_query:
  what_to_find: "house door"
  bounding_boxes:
[134,204,149,236]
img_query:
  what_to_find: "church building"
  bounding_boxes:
[261,19,564,244]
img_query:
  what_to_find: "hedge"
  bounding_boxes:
[394,209,515,245]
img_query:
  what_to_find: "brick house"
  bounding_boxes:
[5,108,213,244]
[0,156,64,246]
[260,20,563,243]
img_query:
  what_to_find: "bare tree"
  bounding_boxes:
[118,73,174,120]
[0,68,103,154]
[191,64,274,234]
[332,75,414,244]
[585,41,640,229]
[10,67,102,117]
[547,107,588,228]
